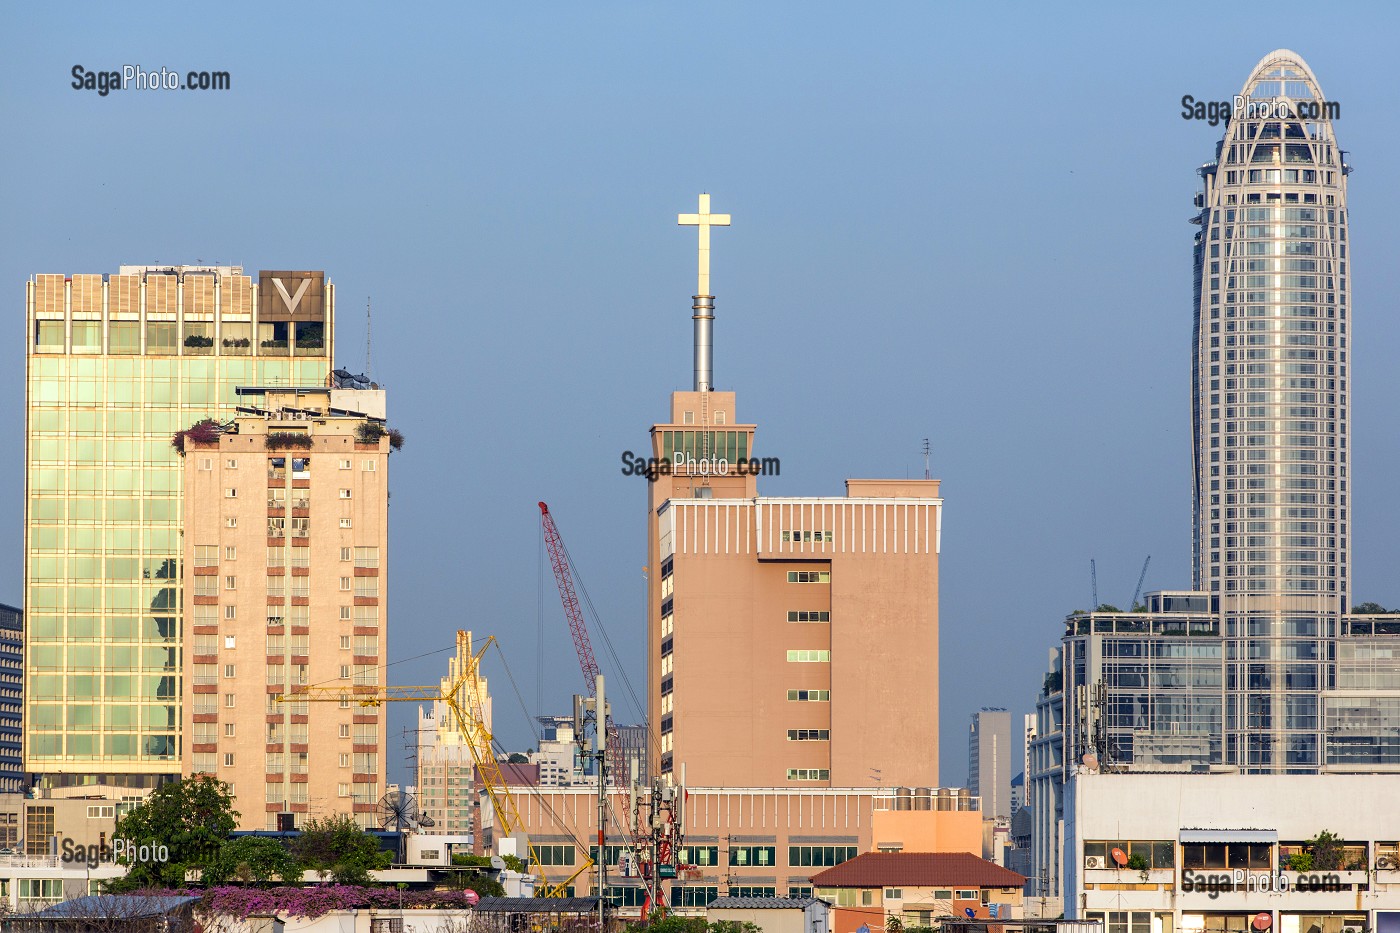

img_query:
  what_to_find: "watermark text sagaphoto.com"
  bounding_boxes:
[1180,94,1341,126]
[72,65,231,96]
[620,451,780,482]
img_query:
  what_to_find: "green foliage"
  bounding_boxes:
[711,923,762,933]
[508,752,529,764]
[1095,604,1122,613]
[1286,851,1314,872]
[452,852,525,873]
[625,913,707,933]
[1352,601,1390,615]
[886,916,905,933]
[1126,852,1149,872]
[1308,830,1344,871]
[290,814,393,885]
[107,775,239,890]
[204,835,300,886]
[356,421,387,445]
[1042,670,1062,695]
[266,431,313,450]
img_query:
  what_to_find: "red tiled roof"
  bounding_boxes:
[809,852,1026,889]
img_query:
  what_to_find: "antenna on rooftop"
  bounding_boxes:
[922,438,931,480]
[366,296,373,379]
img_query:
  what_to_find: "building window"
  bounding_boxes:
[955,890,979,901]
[223,664,235,678]
[225,575,237,590]
[223,753,235,767]
[786,768,830,781]
[339,667,351,682]
[729,886,777,897]
[787,571,830,583]
[673,886,718,908]
[676,845,719,866]
[338,783,350,797]
[340,606,353,621]
[787,689,830,702]
[225,723,236,737]
[362,460,377,472]
[340,547,352,561]
[781,531,833,543]
[225,605,236,619]
[729,845,776,867]
[788,610,830,623]
[354,578,379,598]
[340,577,352,591]
[340,518,353,528]
[225,694,236,708]
[788,886,814,899]
[788,845,857,867]
[786,649,830,662]
[787,729,830,741]
[534,844,576,866]
[354,547,379,568]
[194,545,218,567]
[226,459,239,469]
[340,459,352,469]
[340,636,351,650]
[339,489,352,499]
[339,753,350,768]
[225,516,238,528]
[225,488,237,498]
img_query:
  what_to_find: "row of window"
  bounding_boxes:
[192,576,379,597]
[671,845,855,868]
[201,457,377,471]
[190,604,379,624]
[788,729,830,741]
[788,611,829,623]
[787,768,830,781]
[788,571,830,584]
[787,650,829,663]
[225,487,359,499]
[781,531,833,543]
[195,545,379,567]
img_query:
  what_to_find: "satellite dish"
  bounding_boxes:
[1082,753,1099,771]
[378,789,423,832]
[964,908,977,919]
[1111,848,1128,867]
[490,855,506,871]
[1253,914,1272,931]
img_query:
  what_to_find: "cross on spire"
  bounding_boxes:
[677,193,731,297]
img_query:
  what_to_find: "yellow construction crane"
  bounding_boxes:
[277,631,593,897]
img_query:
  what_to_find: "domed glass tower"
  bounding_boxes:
[1191,49,1350,771]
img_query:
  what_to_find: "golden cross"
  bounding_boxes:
[677,193,731,296]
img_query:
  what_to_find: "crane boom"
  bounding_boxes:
[538,502,626,786]
[539,502,601,693]
[279,633,592,896]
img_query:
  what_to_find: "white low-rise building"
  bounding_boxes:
[1065,771,1400,933]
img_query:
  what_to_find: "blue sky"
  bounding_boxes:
[3,2,1400,787]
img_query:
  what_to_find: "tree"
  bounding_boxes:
[1308,830,1345,871]
[204,835,301,886]
[507,752,529,764]
[886,916,905,933]
[107,775,238,890]
[290,814,393,885]
[1352,601,1390,615]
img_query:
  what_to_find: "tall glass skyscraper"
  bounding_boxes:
[1190,49,1349,771]
[24,266,331,787]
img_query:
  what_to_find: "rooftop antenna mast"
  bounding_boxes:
[922,438,931,480]
[366,296,373,379]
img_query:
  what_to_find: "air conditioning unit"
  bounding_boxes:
[1376,856,1398,870]
[1085,855,1104,870]
[1340,926,1362,933]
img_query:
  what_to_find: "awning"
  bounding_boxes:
[1180,830,1278,843]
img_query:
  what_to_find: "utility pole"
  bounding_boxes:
[596,674,607,933]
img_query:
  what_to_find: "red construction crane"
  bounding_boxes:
[538,501,626,786]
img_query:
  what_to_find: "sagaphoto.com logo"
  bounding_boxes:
[72,64,230,97]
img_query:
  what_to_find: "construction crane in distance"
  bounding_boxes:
[1129,556,1152,611]
[538,501,626,786]
[279,631,593,897]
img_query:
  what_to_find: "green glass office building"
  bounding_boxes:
[24,266,332,785]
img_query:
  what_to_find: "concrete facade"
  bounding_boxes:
[180,386,390,830]
[1066,771,1400,933]
[646,393,942,788]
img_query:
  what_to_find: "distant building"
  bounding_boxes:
[707,896,831,933]
[0,605,22,794]
[1009,772,1025,815]
[968,709,1011,820]
[531,716,585,787]
[415,630,492,836]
